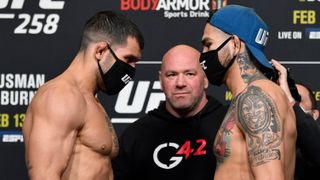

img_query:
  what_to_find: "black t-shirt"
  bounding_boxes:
[112,96,227,180]
[294,104,320,180]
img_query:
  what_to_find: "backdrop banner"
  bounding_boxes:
[0,0,319,179]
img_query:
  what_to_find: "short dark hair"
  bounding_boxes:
[80,11,144,51]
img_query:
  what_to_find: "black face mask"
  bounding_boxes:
[98,44,136,95]
[199,37,235,86]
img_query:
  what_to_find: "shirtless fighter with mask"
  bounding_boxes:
[23,11,144,180]
[200,5,296,180]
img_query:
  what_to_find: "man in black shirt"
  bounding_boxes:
[112,44,227,180]
[295,83,319,121]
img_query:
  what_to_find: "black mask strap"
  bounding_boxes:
[215,36,232,51]
[107,43,120,62]
[221,36,236,69]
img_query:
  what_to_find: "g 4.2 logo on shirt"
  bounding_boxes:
[152,139,207,169]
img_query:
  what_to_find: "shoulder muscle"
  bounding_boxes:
[237,85,282,166]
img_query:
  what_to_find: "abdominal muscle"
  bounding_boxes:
[214,158,254,180]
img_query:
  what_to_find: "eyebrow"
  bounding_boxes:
[165,69,197,73]
[125,54,141,62]
[201,37,211,45]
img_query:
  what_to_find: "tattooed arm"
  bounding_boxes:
[237,85,285,180]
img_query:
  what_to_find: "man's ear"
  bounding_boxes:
[95,42,109,61]
[204,76,209,90]
[159,71,163,91]
[231,35,242,56]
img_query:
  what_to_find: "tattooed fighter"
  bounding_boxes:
[199,5,296,180]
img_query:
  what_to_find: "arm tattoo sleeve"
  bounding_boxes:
[237,86,282,166]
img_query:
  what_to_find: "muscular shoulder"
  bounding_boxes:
[250,80,287,104]
[236,85,281,133]
[35,80,85,107]
[29,81,86,127]
[236,85,283,165]
[249,80,291,117]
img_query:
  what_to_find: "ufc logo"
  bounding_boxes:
[0,0,65,9]
[121,74,132,84]
[255,28,269,46]
[200,60,207,70]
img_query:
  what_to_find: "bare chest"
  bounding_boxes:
[213,105,246,166]
[214,108,236,159]
[77,101,118,157]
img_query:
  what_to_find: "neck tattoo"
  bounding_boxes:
[237,52,266,84]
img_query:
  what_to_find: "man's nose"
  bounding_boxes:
[176,74,187,88]
[129,62,136,68]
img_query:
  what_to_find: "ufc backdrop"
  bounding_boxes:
[0,0,319,179]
